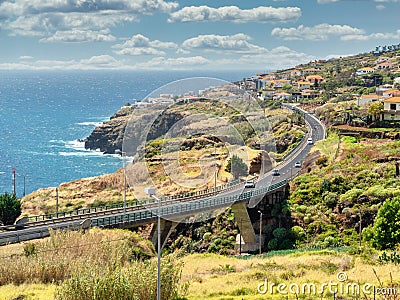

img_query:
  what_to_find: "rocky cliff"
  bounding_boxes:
[84,105,134,154]
[84,103,188,154]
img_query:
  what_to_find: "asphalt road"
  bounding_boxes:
[0,103,326,245]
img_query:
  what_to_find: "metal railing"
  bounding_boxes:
[92,179,288,228]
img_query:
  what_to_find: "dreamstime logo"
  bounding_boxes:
[257,272,397,297]
[121,77,276,223]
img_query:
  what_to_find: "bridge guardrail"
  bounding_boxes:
[2,179,245,231]
[93,179,288,228]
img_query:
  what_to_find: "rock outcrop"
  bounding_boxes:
[84,105,134,154]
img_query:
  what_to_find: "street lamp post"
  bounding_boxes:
[23,175,26,197]
[258,210,263,255]
[56,187,59,217]
[359,209,362,247]
[214,143,217,196]
[239,219,242,256]
[12,168,16,196]
[145,187,161,300]
[115,150,127,216]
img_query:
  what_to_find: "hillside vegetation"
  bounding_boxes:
[289,132,400,249]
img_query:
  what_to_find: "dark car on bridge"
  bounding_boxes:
[272,169,280,176]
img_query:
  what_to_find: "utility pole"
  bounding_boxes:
[214,142,217,196]
[56,187,59,217]
[12,168,16,196]
[23,175,26,197]
[239,219,242,256]
[258,210,263,255]
[359,210,362,247]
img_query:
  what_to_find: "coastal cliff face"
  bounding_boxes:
[84,105,134,154]
[84,104,187,154]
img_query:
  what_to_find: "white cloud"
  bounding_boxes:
[6,12,136,36]
[0,54,209,70]
[215,46,315,70]
[340,29,400,41]
[40,29,116,43]
[376,4,386,9]
[19,55,33,60]
[176,48,190,55]
[135,56,210,69]
[79,55,122,67]
[168,6,301,23]
[112,34,178,56]
[271,23,364,41]
[0,55,127,70]
[0,0,178,17]
[0,0,178,37]
[182,33,268,54]
[0,46,316,71]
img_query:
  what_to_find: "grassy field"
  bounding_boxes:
[1,233,399,300]
[180,250,400,300]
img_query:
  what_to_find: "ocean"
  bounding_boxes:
[0,70,252,196]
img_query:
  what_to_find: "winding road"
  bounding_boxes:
[0,103,326,246]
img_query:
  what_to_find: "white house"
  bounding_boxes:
[356,67,375,76]
[358,94,382,106]
[377,57,391,64]
[382,97,400,121]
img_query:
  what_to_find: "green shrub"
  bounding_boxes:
[378,251,400,265]
[23,243,37,257]
[365,197,400,250]
[0,192,21,225]
[316,156,329,167]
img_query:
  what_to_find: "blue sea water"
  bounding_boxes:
[0,70,252,196]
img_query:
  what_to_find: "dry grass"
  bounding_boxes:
[21,169,135,216]
[0,283,57,300]
[1,240,399,299]
[181,251,400,300]
[0,228,154,286]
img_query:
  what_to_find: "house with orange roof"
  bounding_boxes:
[375,61,393,70]
[305,75,324,85]
[382,97,400,121]
[267,79,291,89]
[383,89,400,98]
[297,81,311,90]
[261,74,275,82]
[303,68,321,75]
[290,69,302,77]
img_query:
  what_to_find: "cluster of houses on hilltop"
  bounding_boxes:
[240,54,400,122]
[238,66,327,102]
[356,55,400,76]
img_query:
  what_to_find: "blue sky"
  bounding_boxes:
[0,0,399,71]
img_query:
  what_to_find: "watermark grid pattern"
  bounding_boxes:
[257,272,397,298]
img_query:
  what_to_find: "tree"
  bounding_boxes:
[367,101,383,121]
[225,154,248,179]
[0,192,22,225]
[365,197,400,250]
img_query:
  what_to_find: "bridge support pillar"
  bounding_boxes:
[232,202,258,253]
[150,220,178,250]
